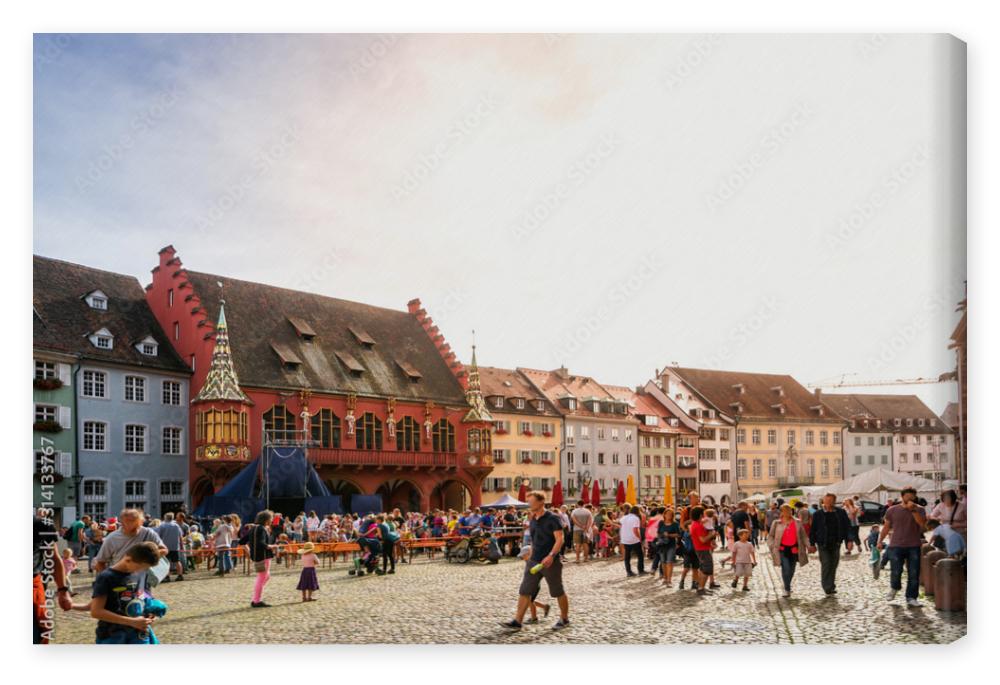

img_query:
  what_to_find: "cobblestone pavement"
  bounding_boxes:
[53,547,966,644]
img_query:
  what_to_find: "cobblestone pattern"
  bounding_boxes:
[53,548,966,644]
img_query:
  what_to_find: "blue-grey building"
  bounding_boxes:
[33,256,192,520]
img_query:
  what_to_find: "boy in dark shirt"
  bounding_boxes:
[83,541,161,644]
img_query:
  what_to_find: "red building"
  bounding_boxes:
[145,246,494,513]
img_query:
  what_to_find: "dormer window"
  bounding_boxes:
[689,408,701,418]
[271,343,303,371]
[566,398,577,410]
[492,396,504,409]
[84,290,108,310]
[335,350,365,377]
[394,359,422,383]
[906,418,913,427]
[771,403,786,415]
[770,385,784,397]
[591,401,600,413]
[862,419,869,429]
[135,336,159,357]
[929,418,936,427]
[348,326,376,349]
[894,418,901,427]
[288,316,316,342]
[732,383,745,395]
[918,418,926,427]
[513,398,525,410]
[88,327,114,350]
[534,400,545,412]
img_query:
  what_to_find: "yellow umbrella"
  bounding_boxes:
[663,475,673,506]
[625,474,637,505]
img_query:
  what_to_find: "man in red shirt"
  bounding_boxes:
[688,506,717,595]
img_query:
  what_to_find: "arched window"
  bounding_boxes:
[311,408,341,448]
[396,416,420,451]
[263,406,296,442]
[356,412,383,450]
[432,419,455,452]
[468,428,481,453]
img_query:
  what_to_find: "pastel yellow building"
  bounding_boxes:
[478,367,562,499]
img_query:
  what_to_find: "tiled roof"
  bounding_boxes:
[826,393,951,435]
[822,394,875,422]
[670,366,841,423]
[518,367,637,423]
[630,390,687,434]
[478,366,559,417]
[33,255,189,374]
[184,270,467,405]
[940,402,960,429]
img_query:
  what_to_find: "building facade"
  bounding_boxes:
[630,388,684,504]
[663,367,845,499]
[520,367,638,502]
[824,394,893,477]
[478,367,561,500]
[641,379,701,503]
[829,394,956,483]
[32,352,76,525]
[145,246,494,514]
[33,256,192,521]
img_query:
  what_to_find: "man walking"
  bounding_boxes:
[619,504,645,576]
[570,500,593,563]
[878,487,927,607]
[94,508,167,572]
[808,493,851,595]
[501,491,569,631]
[156,512,186,582]
[688,506,717,595]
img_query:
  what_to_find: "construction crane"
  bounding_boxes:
[806,372,953,389]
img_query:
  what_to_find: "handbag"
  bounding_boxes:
[254,560,267,573]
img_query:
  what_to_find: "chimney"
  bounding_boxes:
[814,388,822,401]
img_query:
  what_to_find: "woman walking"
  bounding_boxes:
[245,510,276,608]
[843,498,860,554]
[768,504,809,598]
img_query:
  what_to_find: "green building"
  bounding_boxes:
[32,352,77,525]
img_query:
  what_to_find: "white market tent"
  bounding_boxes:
[481,493,530,509]
[823,468,942,503]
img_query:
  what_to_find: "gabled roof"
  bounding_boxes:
[940,402,960,429]
[826,393,950,434]
[478,366,559,417]
[518,367,637,423]
[33,255,189,373]
[184,270,466,405]
[670,366,841,423]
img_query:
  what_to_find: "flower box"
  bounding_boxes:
[521,459,534,465]
[494,457,505,463]
[33,420,63,433]
[541,460,553,465]
[542,431,552,437]
[495,428,508,435]
[522,430,534,437]
[34,378,64,391]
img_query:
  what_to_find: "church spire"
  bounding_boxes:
[193,299,252,404]
[462,330,492,422]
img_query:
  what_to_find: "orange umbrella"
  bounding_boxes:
[551,481,564,508]
[591,480,601,507]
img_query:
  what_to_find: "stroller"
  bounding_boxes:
[349,536,382,576]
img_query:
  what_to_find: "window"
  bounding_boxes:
[787,430,796,445]
[34,404,57,423]
[752,459,762,479]
[82,370,107,398]
[493,396,504,408]
[653,455,661,468]
[854,455,862,465]
[395,416,419,451]
[581,452,589,465]
[124,424,147,453]
[610,428,619,441]
[124,375,146,402]
[805,430,814,446]
[124,480,147,508]
[806,459,815,477]
[833,461,841,476]
[899,435,907,444]
[698,448,716,461]
[597,452,605,465]
[720,448,730,461]
[173,322,180,340]
[162,427,183,455]
[699,470,717,483]
[737,459,747,479]
[899,453,908,464]
[197,408,248,443]
[854,437,862,446]
[520,450,532,464]
[867,436,875,446]
[580,426,590,439]
[644,475,652,489]
[167,288,174,307]
[140,342,157,356]
[431,419,454,452]
[913,435,921,445]
[736,428,746,445]
[95,334,112,349]
[35,361,56,379]
[625,429,633,442]
[566,452,574,471]
[940,453,949,463]
[699,427,715,441]
[832,432,840,445]
[820,431,828,446]
[87,292,108,310]
[468,428,484,453]
[643,455,651,468]
[83,421,107,451]
[751,429,761,445]
[597,426,605,440]
[357,412,385,450]
[513,398,525,410]
[162,380,182,405]
[720,470,730,483]
[881,454,889,464]
[788,461,797,477]
[654,475,662,488]
[719,429,730,441]
[768,459,777,477]
[767,429,777,445]
[652,436,661,448]
[913,452,921,463]
[263,406,296,441]
[821,460,829,477]
[161,480,184,500]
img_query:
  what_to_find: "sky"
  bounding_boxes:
[33,34,966,414]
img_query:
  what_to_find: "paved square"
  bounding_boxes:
[53,549,966,644]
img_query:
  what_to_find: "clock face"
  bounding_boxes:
[467,455,477,466]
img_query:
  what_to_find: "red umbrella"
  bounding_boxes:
[591,480,601,507]
[517,481,528,502]
[616,480,626,505]
[581,481,591,505]
[551,481,564,508]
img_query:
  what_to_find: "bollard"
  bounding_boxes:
[933,558,966,612]
[923,550,947,596]
[919,544,936,588]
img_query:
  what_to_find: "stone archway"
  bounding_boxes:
[431,479,473,511]
[376,478,423,513]
[324,477,363,513]
[191,476,215,508]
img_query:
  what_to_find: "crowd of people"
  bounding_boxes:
[34,482,967,643]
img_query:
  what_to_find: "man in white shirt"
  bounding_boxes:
[619,504,645,577]
[570,501,594,563]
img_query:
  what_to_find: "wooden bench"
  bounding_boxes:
[401,538,448,563]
